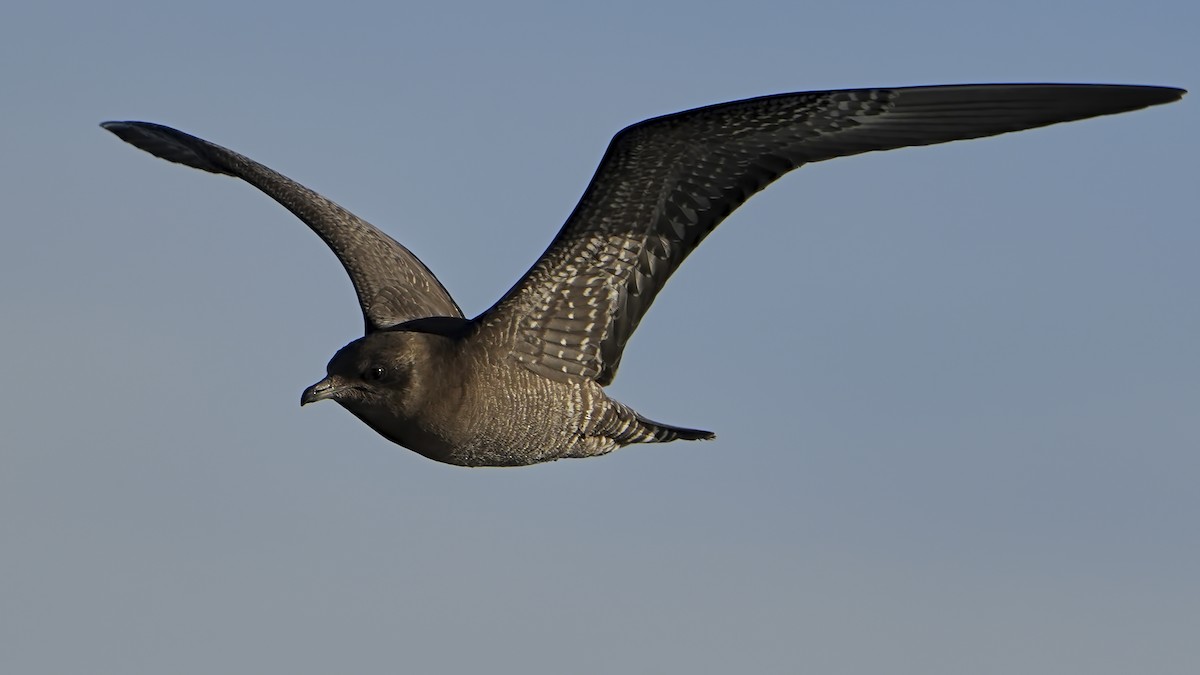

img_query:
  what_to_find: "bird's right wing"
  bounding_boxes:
[472,84,1184,386]
[102,122,463,332]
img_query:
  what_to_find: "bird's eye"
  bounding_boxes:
[364,366,386,382]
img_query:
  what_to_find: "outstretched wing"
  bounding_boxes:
[474,83,1183,385]
[101,121,463,332]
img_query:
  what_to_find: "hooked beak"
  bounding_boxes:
[301,376,346,406]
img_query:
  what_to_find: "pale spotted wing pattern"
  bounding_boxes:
[476,84,1183,385]
[101,122,464,332]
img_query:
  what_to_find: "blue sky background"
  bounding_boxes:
[1,1,1196,673]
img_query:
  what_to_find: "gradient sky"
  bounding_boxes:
[2,1,1196,674]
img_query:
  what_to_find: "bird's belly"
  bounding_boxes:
[441,372,619,466]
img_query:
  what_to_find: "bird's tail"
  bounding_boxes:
[601,398,714,446]
[629,412,715,444]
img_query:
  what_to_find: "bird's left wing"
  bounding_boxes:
[472,84,1183,385]
[102,122,464,332]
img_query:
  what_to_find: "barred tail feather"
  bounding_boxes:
[631,413,715,443]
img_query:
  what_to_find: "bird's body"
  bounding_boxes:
[103,83,1183,466]
[308,318,711,466]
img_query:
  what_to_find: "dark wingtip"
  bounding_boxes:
[1135,85,1186,105]
[99,120,230,175]
[99,120,147,139]
[1086,84,1186,115]
[100,121,139,142]
[1062,83,1185,110]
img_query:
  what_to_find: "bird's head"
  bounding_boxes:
[300,330,445,420]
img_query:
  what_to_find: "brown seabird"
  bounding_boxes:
[102,83,1183,466]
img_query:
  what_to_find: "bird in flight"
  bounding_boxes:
[103,83,1183,467]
